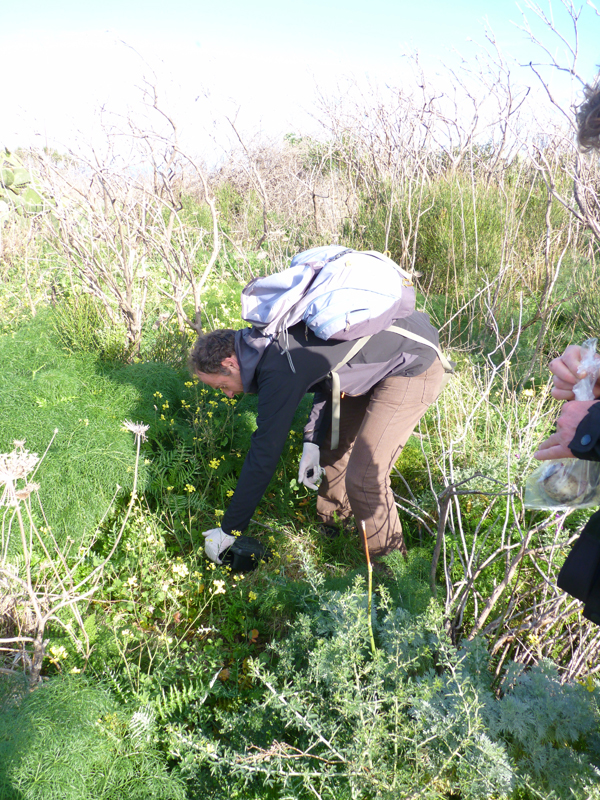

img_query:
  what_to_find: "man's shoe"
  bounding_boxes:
[318,518,355,539]
[318,524,340,539]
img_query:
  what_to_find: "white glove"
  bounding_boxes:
[203,527,236,565]
[298,442,324,490]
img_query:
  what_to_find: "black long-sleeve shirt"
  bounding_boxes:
[220,313,438,534]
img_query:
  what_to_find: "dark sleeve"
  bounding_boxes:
[221,369,307,534]
[569,402,600,461]
[303,390,331,446]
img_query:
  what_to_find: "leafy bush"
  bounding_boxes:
[164,559,600,799]
[51,294,130,361]
[0,149,46,220]
[487,660,600,796]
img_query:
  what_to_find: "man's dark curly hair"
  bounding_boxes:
[577,81,600,152]
[188,329,237,375]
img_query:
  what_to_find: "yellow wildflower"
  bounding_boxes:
[49,645,68,660]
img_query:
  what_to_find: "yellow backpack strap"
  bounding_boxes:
[386,325,455,396]
[329,336,371,450]
[328,328,453,450]
[386,326,454,373]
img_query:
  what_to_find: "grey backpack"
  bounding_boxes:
[242,245,453,448]
[241,246,416,343]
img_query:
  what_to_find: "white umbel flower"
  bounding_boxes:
[0,446,39,507]
[122,420,150,442]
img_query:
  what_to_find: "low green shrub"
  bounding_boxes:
[51,293,130,361]
[0,675,186,800]
[0,311,150,542]
[164,562,600,799]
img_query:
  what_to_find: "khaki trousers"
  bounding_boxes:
[317,358,445,560]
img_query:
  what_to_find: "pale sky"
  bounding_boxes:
[2,0,598,159]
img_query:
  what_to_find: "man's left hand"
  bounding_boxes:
[534,400,597,461]
[298,442,324,490]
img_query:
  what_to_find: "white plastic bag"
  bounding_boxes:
[524,339,600,510]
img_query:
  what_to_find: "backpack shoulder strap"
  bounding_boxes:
[329,336,371,450]
[386,325,455,375]
[326,326,455,452]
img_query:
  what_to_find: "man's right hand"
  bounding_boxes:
[203,528,236,564]
[549,345,600,401]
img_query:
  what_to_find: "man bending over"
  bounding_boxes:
[189,313,444,567]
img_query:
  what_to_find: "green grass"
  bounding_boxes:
[0,310,187,542]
